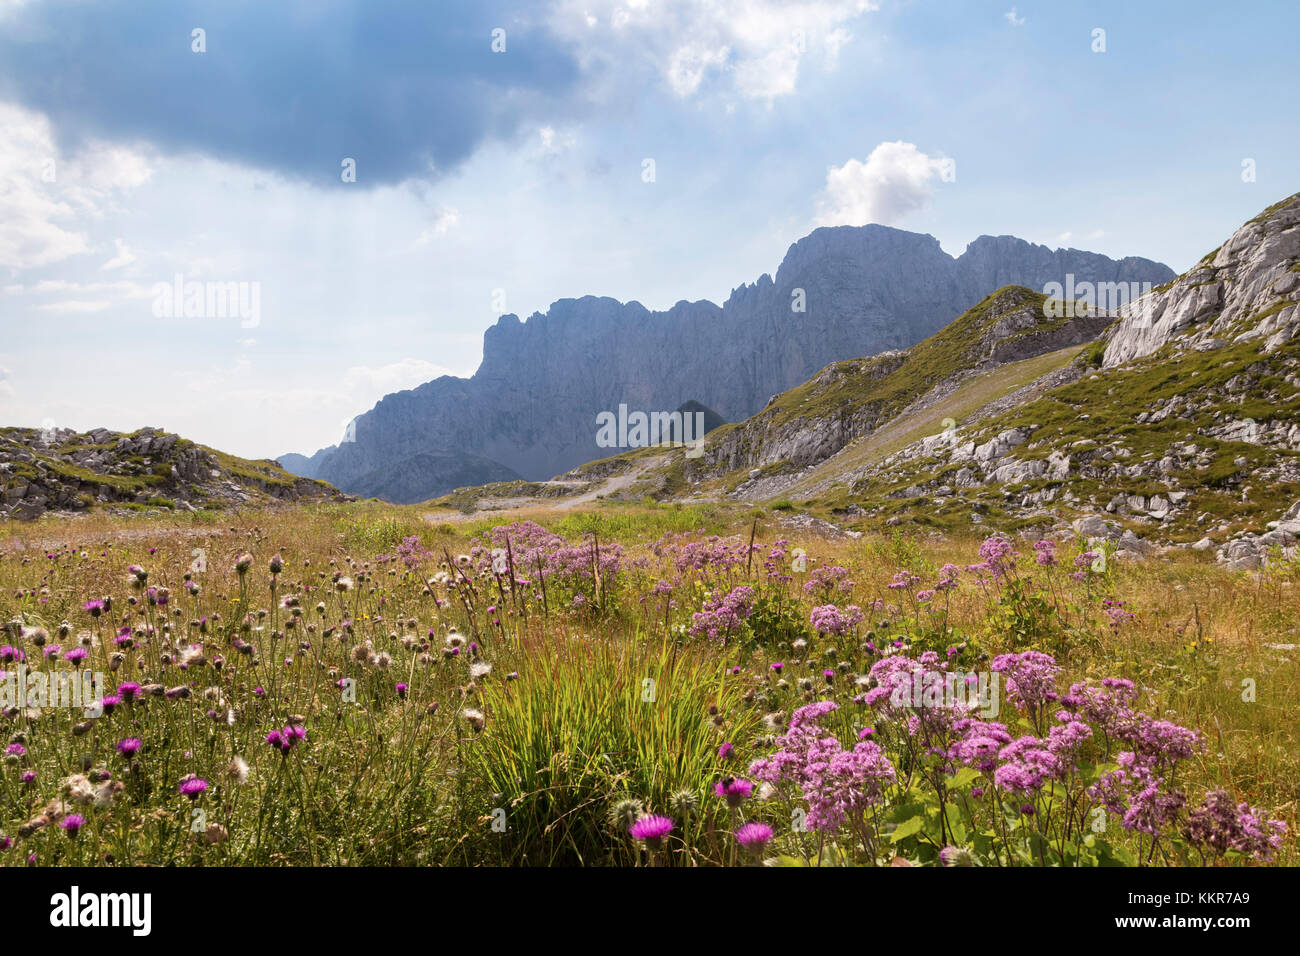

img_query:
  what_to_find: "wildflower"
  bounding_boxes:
[669,790,699,822]
[939,845,977,867]
[60,815,86,837]
[718,741,734,761]
[629,814,674,849]
[62,774,96,806]
[608,797,644,832]
[178,776,209,799]
[689,585,757,643]
[234,553,253,575]
[735,821,774,850]
[1184,790,1287,862]
[461,708,486,733]
[714,777,754,808]
[116,738,142,756]
[226,756,250,786]
[810,604,864,637]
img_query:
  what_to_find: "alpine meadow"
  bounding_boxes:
[2,0,1299,916]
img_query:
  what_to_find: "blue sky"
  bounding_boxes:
[1,0,1296,459]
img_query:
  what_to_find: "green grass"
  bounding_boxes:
[470,635,759,865]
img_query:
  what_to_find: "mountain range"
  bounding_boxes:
[461,192,1298,570]
[280,226,1174,503]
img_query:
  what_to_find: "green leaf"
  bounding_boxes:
[890,815,926,844]
[946,767,982,789]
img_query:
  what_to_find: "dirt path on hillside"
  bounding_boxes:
[423,455,667,524]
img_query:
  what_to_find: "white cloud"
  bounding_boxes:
[550,0,880,102]
[100,238,136,271]
[1004,8,1026,27]
[537,125,576,156]
[815,141,952,227]
[0,101,153,270]
[417,207,460,242]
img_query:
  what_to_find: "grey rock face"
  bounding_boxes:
[290,224,1173,503]
[1105,193,1300,367]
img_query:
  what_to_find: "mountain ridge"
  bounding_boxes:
[542,191,1300,568]
[285,222,1174,503]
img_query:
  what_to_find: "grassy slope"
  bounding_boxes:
[776,344,1088,502]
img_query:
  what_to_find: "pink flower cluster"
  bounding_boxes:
[809,603,864,637]
[689,585,757,642]
[749,701,896,832]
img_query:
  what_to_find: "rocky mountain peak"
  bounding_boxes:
[283,221,1173,504]
[1105,192,1300,366]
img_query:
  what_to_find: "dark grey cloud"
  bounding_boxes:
[0,0,582,185]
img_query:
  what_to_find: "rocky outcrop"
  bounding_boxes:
[287,225,1172,503]
[1105,193,1300,366]
[1216,500,1300,571]
[0,426,347,520]
[682,286,1112,485]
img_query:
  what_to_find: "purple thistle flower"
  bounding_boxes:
[735,821,774,849]
[714,777,754,808]
[116,738,142,756]
[628,814,674,847]
[178,776,209,799]
[60,814,86,835]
